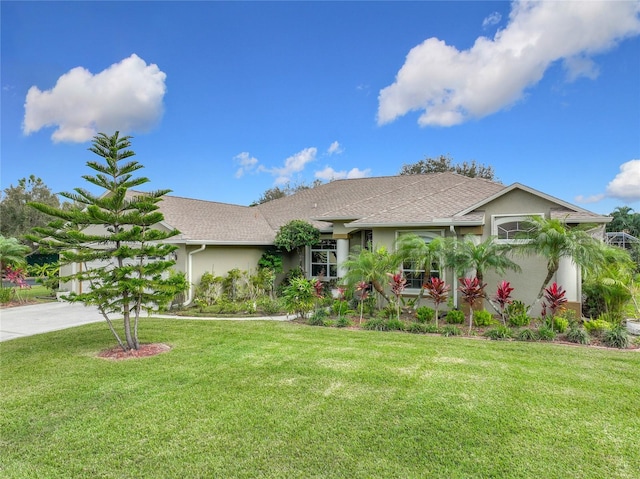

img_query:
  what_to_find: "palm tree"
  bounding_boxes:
[444,235,521,284]
[607,206,636,234]
[0,235,30,287]
[341,245,401,304]
[396,233,446,300]
[584,244,636,319]
[515,216,606,301]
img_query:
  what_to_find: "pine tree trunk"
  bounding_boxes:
[122,292,135,350]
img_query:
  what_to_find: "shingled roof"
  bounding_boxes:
[151,172,610,244]
[157,195,275,244]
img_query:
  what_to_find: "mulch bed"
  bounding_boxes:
[97,343,172,360]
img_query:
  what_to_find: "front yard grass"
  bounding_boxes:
[1,319,639,478]
[0,284,55,305]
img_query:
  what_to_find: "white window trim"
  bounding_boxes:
[395,229,445,293]
[308,239,338,280]
[491,213,543,243]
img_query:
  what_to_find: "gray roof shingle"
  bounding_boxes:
[144,172,610,244]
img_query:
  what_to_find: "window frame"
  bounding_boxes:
[492,214,543,243]
[396,230,445,292]
[309,239,338,280]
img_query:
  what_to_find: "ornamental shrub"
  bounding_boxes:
[362,318,389,331]
[407,322,428,334]
[445,309,465,324]
[509,312,531,327]
[332,300,350,316]
[583,318,612,335]
[566,326,590,345]
[0,287,14,304]
[335,316,352,328]
[415,306,435,323]
[485,325,512,340]
[282,277,316,319]
[516,328,537,341]
[537,325,556,341]
[442,325,462,336]
[473,309,494,327]
[505,300,527,319]
[386,318,405,331]
[602,324,629,349]
[256,297,283,315]
[552,316,569,333]
[308,308,328,326]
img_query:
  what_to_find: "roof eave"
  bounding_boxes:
[344,219,485,228]
[183,240,275,246]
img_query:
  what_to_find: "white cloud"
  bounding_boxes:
[575,159,640,204]
[378,1,640,127]
[23,54,166,142]
[482,12,502,29]
[327,141,343,155]
[315,166,371,181]
[574,193,605,204]
[606,159,640,201]
[262,147,317,184]
[234,152,259,178]
[562,55,599,82]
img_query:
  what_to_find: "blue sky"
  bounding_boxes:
[2,1,639,215]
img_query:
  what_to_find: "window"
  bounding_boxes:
[362,230,373,250]
[397,231,443,290]
[311,239,337,279]
[493,215,540,242]
[403,260,440,289]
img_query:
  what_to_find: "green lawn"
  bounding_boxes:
[5,284,55,303]
[1,320,639,478]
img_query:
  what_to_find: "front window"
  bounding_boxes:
[311,240,337,279]
[397,231,443,290]
[403,260,440,289]
[362,230,373,250]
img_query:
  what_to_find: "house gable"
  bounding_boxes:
[456,183,611,226]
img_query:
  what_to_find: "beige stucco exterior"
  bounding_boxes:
[57,175,610,316]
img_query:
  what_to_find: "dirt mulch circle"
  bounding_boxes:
[97,343,172,360]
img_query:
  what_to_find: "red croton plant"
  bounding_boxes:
[387,272,407,321]
[493,280,514,325]
[423,277,450,327]
[458,277,487,333]
[355,281,370,324]
[541,282,567,320]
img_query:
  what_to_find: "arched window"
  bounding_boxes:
[493,215,539,242]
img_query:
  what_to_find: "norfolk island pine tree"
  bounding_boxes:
[27,132,183,351]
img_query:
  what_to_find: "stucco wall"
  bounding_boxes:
[479,189,569,313]
[186,245,266,286]
[349,189,584,315]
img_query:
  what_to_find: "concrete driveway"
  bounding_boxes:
[0,302,292,342]
[0,302,103,342]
